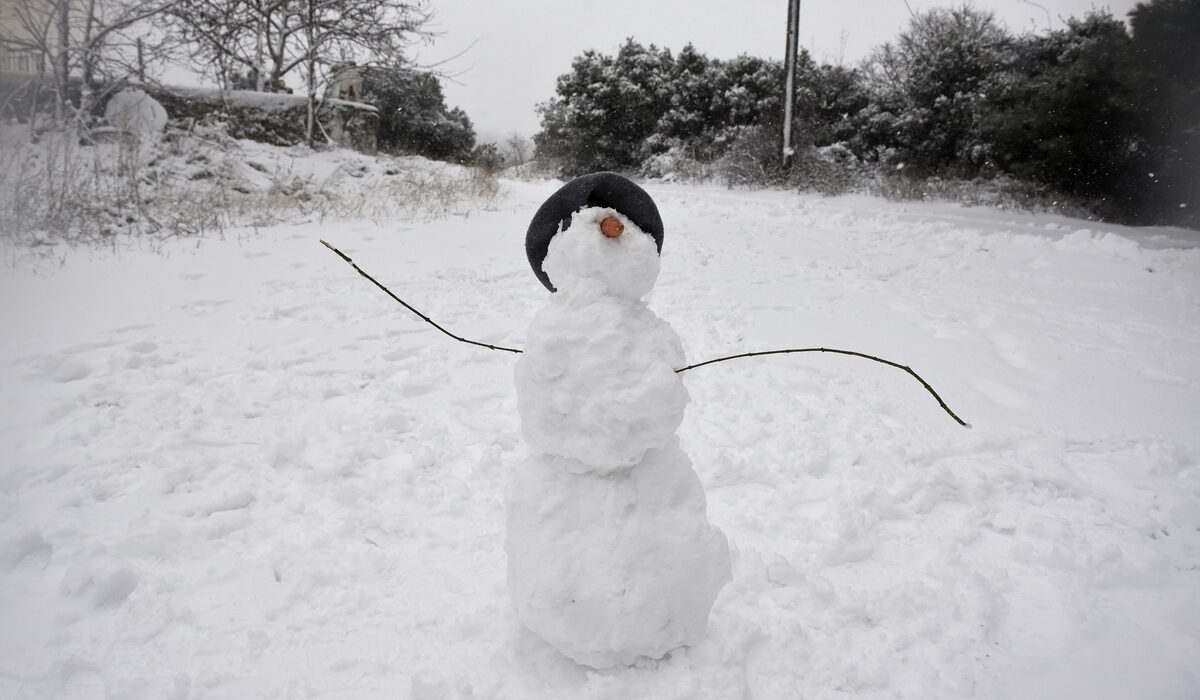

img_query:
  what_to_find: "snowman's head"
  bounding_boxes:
[541,206,660,299]
[526,172,664,294]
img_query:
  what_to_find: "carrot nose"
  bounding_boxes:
[600,217,624,238]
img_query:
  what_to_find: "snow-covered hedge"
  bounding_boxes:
[144,87,378,153]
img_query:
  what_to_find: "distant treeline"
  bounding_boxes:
[533,1,1198,228]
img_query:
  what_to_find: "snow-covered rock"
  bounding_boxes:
[104,89,167,140]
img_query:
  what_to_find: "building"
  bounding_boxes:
[0,45,44,73]
[326,62,363,102]
[0,0,63,76]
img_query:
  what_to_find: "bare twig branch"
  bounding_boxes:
[320,239,522,354]
[414,38,479,81]
[676,348,969,427]
[321,241,969,427]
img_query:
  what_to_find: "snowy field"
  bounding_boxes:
[1,155,1199,698]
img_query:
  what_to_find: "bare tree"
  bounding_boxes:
[166,0,305,92]
[504,131,530,166]
[74,0,180,121]
[2,0,179,132]
[293,0,432,145]
[1,0,65,123]
[166,0,432,144]
[162,0,260,90]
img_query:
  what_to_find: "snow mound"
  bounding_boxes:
[1053,228,1142,258]
[104,89,167,140]
[506,439,730,668]
[0,122,502,246]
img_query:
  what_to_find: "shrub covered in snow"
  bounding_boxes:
[145,88,378,153]
[358,66,477,162]
[532,2,1197,228]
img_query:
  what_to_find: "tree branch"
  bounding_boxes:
[320,240,522,354]
[675,348,970,427]
[321,241,970,427]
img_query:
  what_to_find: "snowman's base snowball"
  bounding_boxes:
[505,439,730,668]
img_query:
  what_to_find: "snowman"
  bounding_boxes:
[506,172,731,668]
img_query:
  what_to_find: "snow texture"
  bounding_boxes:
[509,206,729,667]
[1,143,1199,698]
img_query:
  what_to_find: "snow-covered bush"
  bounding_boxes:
[861,6,1008,175]
[0,125,162,248]
[640,144,713,183]
[147,88,378,152]
[868,170,1090,217]
[713,125,778,187]
[535,42,785,177]
[787,144,871,196]
[358,66,476,162]
[713,128,868,195]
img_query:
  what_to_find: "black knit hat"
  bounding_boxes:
[525,172,664,292]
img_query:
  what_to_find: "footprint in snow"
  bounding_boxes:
[266,304,304,320]
[1,531,53,568]
[974,315,1032,370]
[114,323,153,334]
[60,559,140,608]
[35,355,93,383]
[60,666,107,700]
[181,299,229,316]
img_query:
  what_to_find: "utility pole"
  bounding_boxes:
[781,0,801,169]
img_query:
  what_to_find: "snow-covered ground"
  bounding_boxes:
[1,153,1198,698]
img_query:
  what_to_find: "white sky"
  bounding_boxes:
[415,0,1144,142]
